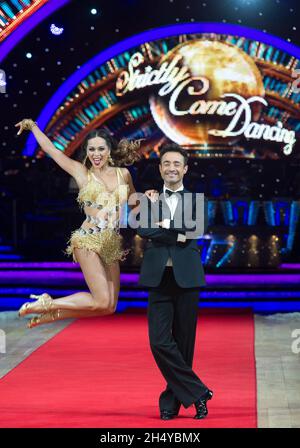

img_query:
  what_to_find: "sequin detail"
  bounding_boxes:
[65,228,129,265]
[65,168,130,265]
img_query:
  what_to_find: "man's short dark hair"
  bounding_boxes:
[159,142,188,166]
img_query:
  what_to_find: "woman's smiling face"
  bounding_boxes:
[86,136,110,168]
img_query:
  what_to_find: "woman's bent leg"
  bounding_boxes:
[26,248,120,315]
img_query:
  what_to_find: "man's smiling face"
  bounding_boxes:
[159,151,188,188]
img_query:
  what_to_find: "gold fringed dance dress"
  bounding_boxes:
[65,167,130,265]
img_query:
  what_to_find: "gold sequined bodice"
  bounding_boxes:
[76,167,129,235]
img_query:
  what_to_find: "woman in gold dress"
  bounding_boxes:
[14,119,156,328]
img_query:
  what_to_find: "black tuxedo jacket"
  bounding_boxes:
[135,188,208,288]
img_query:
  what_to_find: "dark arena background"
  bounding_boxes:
[0,0,300,431]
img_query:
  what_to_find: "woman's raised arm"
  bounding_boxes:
[15,119,87,187]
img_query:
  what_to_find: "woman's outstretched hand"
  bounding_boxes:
[144,189,159,202]
[15,119,37,135]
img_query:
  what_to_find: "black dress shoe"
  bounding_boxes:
[160,410,179,420]
[193,389,213,419]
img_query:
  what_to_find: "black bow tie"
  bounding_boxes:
[164,188,184,197]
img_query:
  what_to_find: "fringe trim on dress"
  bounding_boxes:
[64,228,130,265]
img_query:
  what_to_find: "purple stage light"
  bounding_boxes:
[2,287,300,299]
[280,264,300,270]
[0,262,80,269]
[1,270,300,285]
[206,274,300,285]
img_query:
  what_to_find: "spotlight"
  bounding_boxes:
[26,53,32,59]
[91,8,97,15]
[50,24,64,35]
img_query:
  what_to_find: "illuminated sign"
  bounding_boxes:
[116,41,296,155]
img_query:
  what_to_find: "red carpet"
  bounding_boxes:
[0,309,257,427]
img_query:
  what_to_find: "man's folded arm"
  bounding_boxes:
[164,197,208,236]
[136,226,180,245]
[133,196,185,245]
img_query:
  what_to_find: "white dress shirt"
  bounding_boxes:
[162,183,186,266]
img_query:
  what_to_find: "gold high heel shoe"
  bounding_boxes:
[18,302,31,317]
[28,309,61,329]
[18,293,53,318]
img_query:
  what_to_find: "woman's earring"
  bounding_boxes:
[108,153,114,165]
[83,155,88,165]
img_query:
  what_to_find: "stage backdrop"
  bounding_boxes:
[23,23,300,160]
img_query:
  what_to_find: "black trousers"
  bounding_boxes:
[147,266,208,410]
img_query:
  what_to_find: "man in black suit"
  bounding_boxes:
[134,143,213,420]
